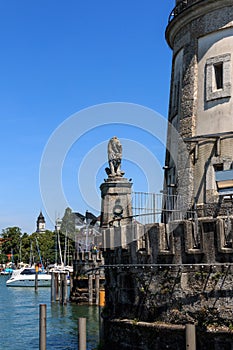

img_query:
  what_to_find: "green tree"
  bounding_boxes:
[30,230,56,267]
[1,227,22,264]
[1,227,57,267]
[21,233,31,263]
[0,253,7,264]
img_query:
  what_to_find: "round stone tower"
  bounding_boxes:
[165,0,233,216]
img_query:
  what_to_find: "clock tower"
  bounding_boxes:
[36,211,46,233]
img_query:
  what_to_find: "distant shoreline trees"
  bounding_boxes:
[0,227,61,267]
[0,207,91,267]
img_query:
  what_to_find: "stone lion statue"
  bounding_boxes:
[106,136,124,177]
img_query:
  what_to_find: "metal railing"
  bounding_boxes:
[168,0,205,23]
[132,191,194,225]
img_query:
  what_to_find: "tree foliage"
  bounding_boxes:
[1,227,22,264]
[0,213,78,267]
[30,230,56,266]
[0,227,56,266]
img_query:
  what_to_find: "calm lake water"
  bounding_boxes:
[0,275,99,349]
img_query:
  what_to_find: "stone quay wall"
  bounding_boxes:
[102,319,233,350]
[101,217,233,348]
[70,251,105,304]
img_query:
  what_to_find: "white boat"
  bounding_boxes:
[49,264,72,285]
[6,267,51,287]
[1,268,13,275]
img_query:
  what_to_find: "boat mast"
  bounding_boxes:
[35,237,43,269]
[19,239,22,264]
[64,229,67,266]
[29,242,33,266]
[57,230,63,266]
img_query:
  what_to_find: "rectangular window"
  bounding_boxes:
[214,163,224,172]
[214,62,223,90]
[206,53,231,101]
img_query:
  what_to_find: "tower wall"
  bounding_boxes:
[165,0,233,209]
[197,28,233,135]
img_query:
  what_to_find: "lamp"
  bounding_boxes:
[167,183,177,188]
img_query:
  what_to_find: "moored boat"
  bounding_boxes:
[49,264,72,285]
[6,267,51,287]
[0,267,14,275]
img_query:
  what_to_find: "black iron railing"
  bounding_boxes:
[168,0,205,23]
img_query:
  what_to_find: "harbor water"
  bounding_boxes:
[0,275,99,349]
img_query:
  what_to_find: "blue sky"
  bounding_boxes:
[0,1,174,234]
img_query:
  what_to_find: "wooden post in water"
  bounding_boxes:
[35,264,39,291]
[99,289,105,345]
[186,324,196,350]
[88,274,93,305]
[78,317,86,350]
[39,304,46,350]
[99,290,105,307]
[70,271,73,291]
[95,273,100,306]
[60,273,64,305]
[55,273,59,301]
[51,272,55,302]
[63,273,68,305]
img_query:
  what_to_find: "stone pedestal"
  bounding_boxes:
[100,177,133,228]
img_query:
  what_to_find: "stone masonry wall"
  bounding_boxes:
[70,251,105,303]
[102,217,233,348]
[102,319,233,350]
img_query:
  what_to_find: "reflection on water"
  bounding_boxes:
[0,275,99,349]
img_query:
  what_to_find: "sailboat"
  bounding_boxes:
[49,228,73,284]
[6,239,51,287]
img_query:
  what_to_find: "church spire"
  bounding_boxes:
[36,211,46,233]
